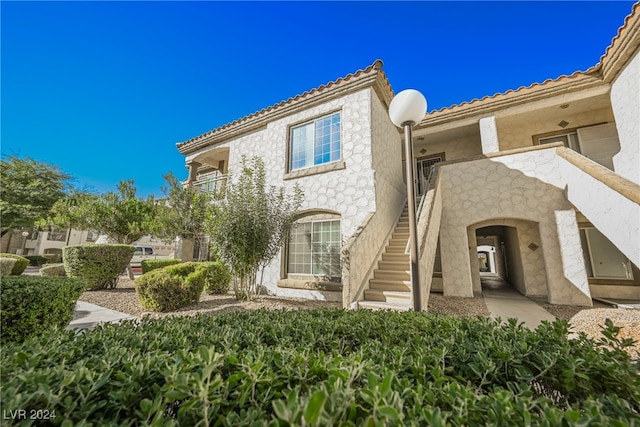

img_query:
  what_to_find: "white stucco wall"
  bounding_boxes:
[479,116,500,154]
[611,49,640,185]
[187,88,380,300]
[558,154,640,268]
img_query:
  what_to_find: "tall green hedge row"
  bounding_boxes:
[0,253,29,275]
[63,244,135,290]
[1,309,638,425]
[0,276,85,344]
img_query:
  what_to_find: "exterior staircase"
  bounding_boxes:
[358,205,412,311]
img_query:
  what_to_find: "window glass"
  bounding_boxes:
[290,113,341,171]
[288,219,341,278]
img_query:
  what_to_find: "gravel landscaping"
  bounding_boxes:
[78,276,639,358]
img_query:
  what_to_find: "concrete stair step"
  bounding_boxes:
[373,269,410,280]
[378,260,410,271]
[382,253,410,262]
[364,289,411,304]
[358,300,410,311]
[385,246,407,253]
[370,279,411,292]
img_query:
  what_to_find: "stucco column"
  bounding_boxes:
[479,116,500,154]
[440,225,474,297]
[540,210,592,306]
[611,50,640,185]
[187,161,201,184]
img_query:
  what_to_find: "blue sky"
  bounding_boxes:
[2,1,635,198]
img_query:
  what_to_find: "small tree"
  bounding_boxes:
[0,156,71,237]
[151,172,211,261]
[48,180,155,281]
[205,156,303,300]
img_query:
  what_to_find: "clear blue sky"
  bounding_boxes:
[2,1,635,198]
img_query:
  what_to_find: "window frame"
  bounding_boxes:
[287,111,342,173]
[286,218,342,279]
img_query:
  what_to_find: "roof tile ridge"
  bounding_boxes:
[596,1,640,68]
[427,68,597,114]
[177,60,385,148]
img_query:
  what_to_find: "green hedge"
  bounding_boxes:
[63,244,135,290]
[40,263,67,277]
[135,262,206,312]
[0,276,85,344]
[0,258,17,276]
[1,310,638,425]
[141,258,182,274]
[201,261,231,294]
[25,255,46,266]
[0,253,29,275]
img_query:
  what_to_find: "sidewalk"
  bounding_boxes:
[68,301,137,331]
[481,276,556,329]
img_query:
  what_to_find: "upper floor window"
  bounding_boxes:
[86,231,99,242]
[47,229,67,242]
[289,112,341,172]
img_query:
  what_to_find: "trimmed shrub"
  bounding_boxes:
[0,253,29,275]
[1,310,638,425]
[25,255,46,266]
[43,253,62,264]
[201,261,231,294]
[141,258,182,274]
[40,263,67,277]
[63,244,135,290]
[0,276,85,344]
[0,258,17,276]
[135,262,206,312]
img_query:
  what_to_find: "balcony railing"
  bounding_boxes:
[194,173,228,196]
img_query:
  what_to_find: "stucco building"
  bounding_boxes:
[177,3,640,310]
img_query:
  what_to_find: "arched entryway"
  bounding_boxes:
[468,219,549,299]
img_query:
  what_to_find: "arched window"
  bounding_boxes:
[287,212,341,280]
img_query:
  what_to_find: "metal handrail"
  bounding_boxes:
[406,165,438,255]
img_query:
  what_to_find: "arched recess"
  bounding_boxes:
[467,218,548,299]
[282,210,342,284]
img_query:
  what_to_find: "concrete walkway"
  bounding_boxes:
[68,301,137,331]
[481,276,556,329]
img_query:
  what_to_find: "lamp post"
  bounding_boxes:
[388,89,427,311]
[21,231,30,256]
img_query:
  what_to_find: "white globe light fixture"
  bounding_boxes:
[388,89,427,311]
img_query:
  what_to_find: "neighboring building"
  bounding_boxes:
[1,228,176,261]
[177,3,640,309]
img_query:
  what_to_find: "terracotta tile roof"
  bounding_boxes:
[422,1,639,121]
[177,59,394,154]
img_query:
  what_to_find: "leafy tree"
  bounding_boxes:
[150,172,212,260]
[0,156,71,236]
[53,180,155,245]
[205,156,303,300]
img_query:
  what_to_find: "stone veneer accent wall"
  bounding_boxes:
[341,92,406,307]
[187,88,395,301]
[437,146,592,306]
[611,49,640,185]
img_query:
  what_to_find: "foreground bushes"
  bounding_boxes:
[141,258,182,274]
[2,310,638,425]
[0,276,85,344]
[63,244,135,290]
[0,253,29,275]
[135,262,207,311]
